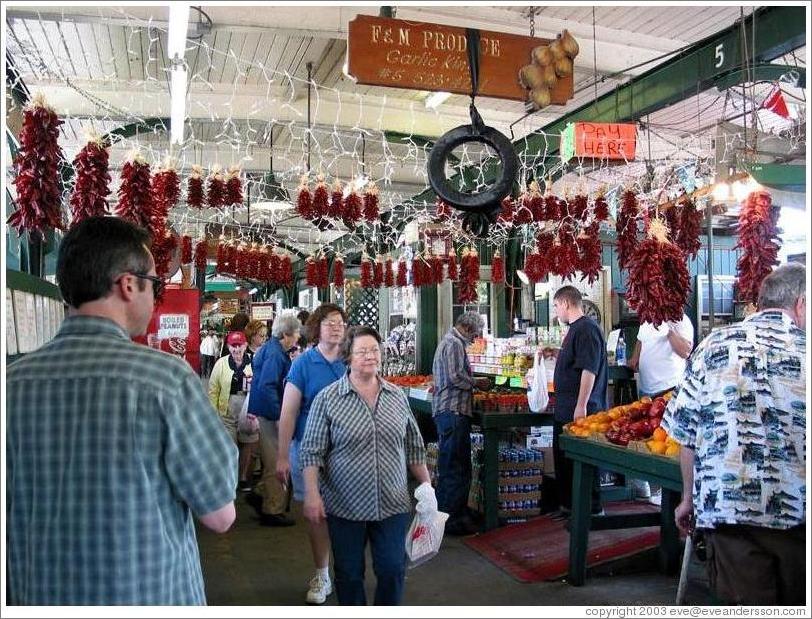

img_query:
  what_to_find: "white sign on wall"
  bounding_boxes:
[158,314,190,338]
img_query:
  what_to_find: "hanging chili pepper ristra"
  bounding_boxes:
[296,175,313,219]
[360,253,374,288]
[674,196,703,260]
[333,254,345,288]
[181,235,193,264]
[268,248,281,285]
[373,255,385,288]
[362,182,379,223]
[528,181,545,222]
[735,190,781,305]
[411,253,426,287]
[225,166,243,207]
[384,256,394,288]
[446,248,458,281]
[305,255,318,288]
[396,258,408,287]
[458,247,480,304]
[194,239,208,274]
[186,165,205,209]
[617,188,640,271]
[514,186,534,225]
[343,186,363,227]
[593,190,610,222]
[329,181,344,219]
[317,254,330,289]
[206,166,226,209]
[576,223,602,285]
[490,250,505,284]
[279,253,294,287]
[116,152,153,229]
[8,94,65,237]
[69,135,111,225]
[625,217,690,326]
[311,174,329,219]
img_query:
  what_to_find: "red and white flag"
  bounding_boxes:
[761,85,790,119]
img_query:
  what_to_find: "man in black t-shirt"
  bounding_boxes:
[551,286,608,518]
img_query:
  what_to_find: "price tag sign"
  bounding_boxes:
[509,376,523,388]
[495,376,508,386]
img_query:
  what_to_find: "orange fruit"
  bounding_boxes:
[640,396,652,403]
[648,441,667,455]
[609,410,622,420]
[665,445,680,457]
[597,423,610,433]
[652,428,667,442]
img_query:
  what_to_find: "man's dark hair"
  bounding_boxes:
[57,216,152,308]
[228,312,250,332]
[340,325,382,363]
[304,303,348,344]
[553,285,583,308]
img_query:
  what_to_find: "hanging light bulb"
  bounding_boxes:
[712,182,731,202]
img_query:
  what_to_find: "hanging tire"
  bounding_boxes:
[428,124,518,213]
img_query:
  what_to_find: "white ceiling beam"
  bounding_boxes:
[28,79,556,139]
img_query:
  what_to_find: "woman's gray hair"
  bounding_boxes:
[455,310,485,333]
[271,312,302,339]
[758,263,806,310]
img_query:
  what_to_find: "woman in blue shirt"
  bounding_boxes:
[276,303,347,605]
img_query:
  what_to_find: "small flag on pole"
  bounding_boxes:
[761,84,790,119]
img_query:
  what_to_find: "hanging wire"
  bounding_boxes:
[592,7,598,104]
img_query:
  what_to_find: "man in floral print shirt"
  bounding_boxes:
[662,263,806,605]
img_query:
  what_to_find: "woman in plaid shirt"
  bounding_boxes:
[300,326,431,605]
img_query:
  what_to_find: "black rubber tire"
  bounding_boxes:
[428,124,518,212]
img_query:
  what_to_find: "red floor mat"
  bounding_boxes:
[463,502,661,583]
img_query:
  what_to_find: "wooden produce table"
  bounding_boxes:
[408,396,553,532]
[560,434,682,586]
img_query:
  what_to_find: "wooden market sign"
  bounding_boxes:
[347,14,574,103]
[560,122,637,162]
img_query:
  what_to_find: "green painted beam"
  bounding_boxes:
[712,63,805,92]
[745,162,805,192]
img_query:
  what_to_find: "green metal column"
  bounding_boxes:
[417,285,439,374]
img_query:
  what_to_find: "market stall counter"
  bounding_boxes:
[560,434,682,586]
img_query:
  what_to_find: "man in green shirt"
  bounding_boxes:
[6,217,238,605]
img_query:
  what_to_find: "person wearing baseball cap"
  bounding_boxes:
[209,331,253,442]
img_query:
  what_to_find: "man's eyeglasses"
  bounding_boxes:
[127,272,165,299]
[322,320,348,329]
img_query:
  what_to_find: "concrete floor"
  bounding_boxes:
[197,493,715,607]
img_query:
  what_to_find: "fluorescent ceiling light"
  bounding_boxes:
[168,4,190,61]
[425,91,452,109]
[170,66,187,145]
[249,287,258,295]
[253,200,293,212]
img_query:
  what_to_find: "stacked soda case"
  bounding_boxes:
[498,447,544,519]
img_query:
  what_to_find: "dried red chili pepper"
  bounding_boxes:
[206,167,226,209]
[343,189,363,227]
[361,255,375,288]
[384,257,394,288]
[329,181,344,219]
[373,255,385,288]
[735,190,780,305]
[446,249,458,281]
[311,176,329,219]
[333,256,345,287]
[305,256,318,288]
[396,259,408,287]
[616,189,640,271]
[186,165,204,209]
[194,239,208,274]
[363,183,379,223]
[116,153,152,229]
[296,176,313,219]
[490,250,505,284]
[225,166,243,207]
[69,137,110,225]
[8,95,65,236]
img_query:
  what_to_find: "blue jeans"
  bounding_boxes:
[434,411,472,525]
[326,513,410,605]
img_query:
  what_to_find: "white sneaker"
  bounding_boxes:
[306,575,332,605]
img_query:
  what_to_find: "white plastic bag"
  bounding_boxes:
[405,483,448,568]
[526,350,549,413]
[237,394,260,435]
